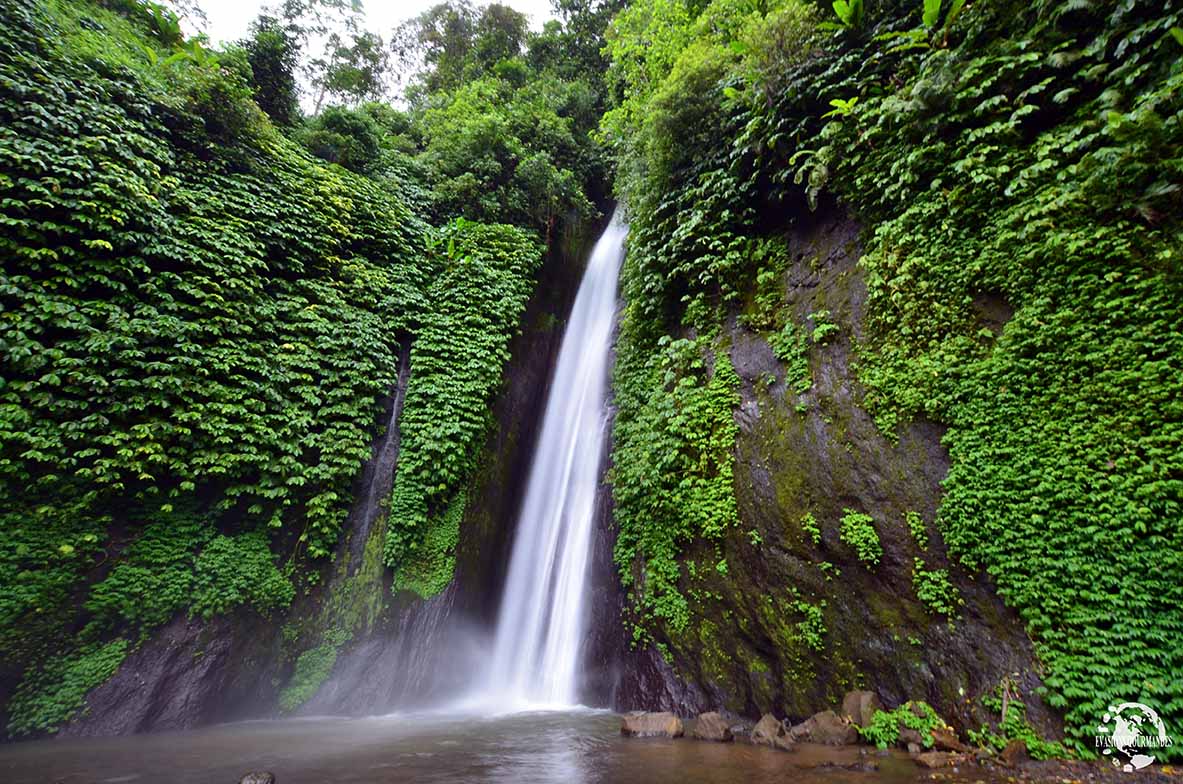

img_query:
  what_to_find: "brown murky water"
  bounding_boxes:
[0,709,961,784]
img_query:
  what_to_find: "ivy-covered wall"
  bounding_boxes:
[600,0,1182,755]
[0,0,543,737]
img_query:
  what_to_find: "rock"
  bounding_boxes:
[914,752,963,769]
[239,773,276,784]
[841,690,883,728]
[788,710,859,745]
[751,713,794,750]
[729,723,752,742]
[931,726,968,752]
[691,712,734,742]
[621,711,684,738]
[906,742,921,754]
[1000,738,1030,766]
[899,727,924,747]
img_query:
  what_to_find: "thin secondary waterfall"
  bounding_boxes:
[484,208,626,707]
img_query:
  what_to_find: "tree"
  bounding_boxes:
[551,0,628,76]
[392,2,528,95]
[392,1,478,94]
[472,4,529,70]
[242,14,301,126]
[310,29,391,110]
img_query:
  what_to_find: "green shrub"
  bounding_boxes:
[859,701,946,749]
[905,510,927,550]
[610,333,741,638]
[911,558,961,616]
[968,692,1068,761]
[800,511,822,545]
[7,639,129,736]
[768,320,812,393]
[384,220,542,596]
[840,509,882,565]
[278,628,349,713]
[190,533,295,620]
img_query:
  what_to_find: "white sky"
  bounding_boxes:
[194,0,558,45]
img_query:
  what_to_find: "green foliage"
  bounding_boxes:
[0,0,427,576]
[800,511,822,545]
[911,558,961,616]
[791,597,827,651]
[840,509,882,565]
[0,505,107,666]
[610,331,741,637]
[392,489,465,599]
[7,639,129,736]
[604,0,1183,753]
[415,74,597,235]
[384,221,542,596]
[0,0,550,732]
[827,0,864,31]
[393,1,528,95]
[808,309,839,344]
[84,509,292,632]
[85,510,209,631]
[301,104,384,173]
[813,0,1183,753]
[905,510,928,550]
[389,1,609,238]
[310,29,390,111]
[278,628,349,713]
[190,533,295,619]
[768,320,812,393]
[859,701,947,749]
[242,14,301,126]
[822,95,859,118]
[969,687,1068,761]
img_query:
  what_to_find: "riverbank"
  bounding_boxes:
[2,708,1179,784]
[619,707,1182,784]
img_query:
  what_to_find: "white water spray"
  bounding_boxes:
[483,208,626,708]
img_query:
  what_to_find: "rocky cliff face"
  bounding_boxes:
[597,211,1056,737]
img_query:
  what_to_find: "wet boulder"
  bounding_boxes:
[1000,739,1030,766]
[931,726,968,752]
[841,690,883,728]
[751,713,794,751]
[899,727,924,748]
[621,711,684,738]
[238,773,276,784]
[691,712,733,742]
[788,710,859,745]
[914,752,966,769]
[729,721,753,742]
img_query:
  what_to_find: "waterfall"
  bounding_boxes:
[484,208,626,708]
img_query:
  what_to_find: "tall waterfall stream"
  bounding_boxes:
[483,207,626,707]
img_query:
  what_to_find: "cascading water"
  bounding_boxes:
[483,207,627,708]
